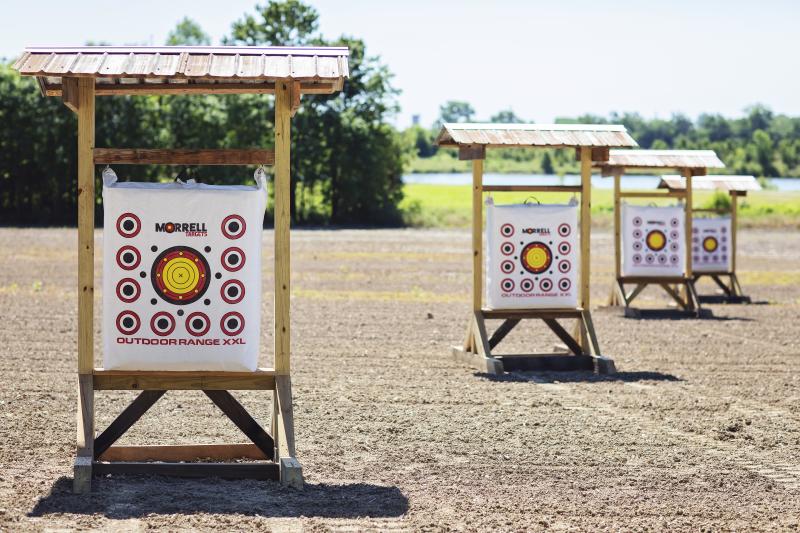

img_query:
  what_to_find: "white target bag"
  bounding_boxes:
[692,217,732,272]
[102,169,267,371]
[621,204,685,277]
[486,201,579,310]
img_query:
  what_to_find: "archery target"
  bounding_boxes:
[692,217,732,272]
[621,204,685,277]
[486,203,578,309]
[102,176,267,371]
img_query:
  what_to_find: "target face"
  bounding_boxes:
[116,310,140,335]
[116,246,141,270]
[220,279,245,304]
[221,247,246,272]
[521,242,552,274]
[692,217,732,272]
[645,230,667,252]
[622,205,685,277]
[185,312,211,337]
[221,215,246,240]
[150,311,176,336]
[220,311,245,336]
[116,213,141,238]
[151,246,210,305]
[116,278,141,303]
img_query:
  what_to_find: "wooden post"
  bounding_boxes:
[730,191,738,274]
[274,81,291,374]
[75,77,95,493]
[578,147,592,351]
[682,169,693,281]
[472,159,484,312]
[613,169,622,280]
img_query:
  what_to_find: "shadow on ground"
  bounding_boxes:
[475,370,682,384]
[30,476,408,519]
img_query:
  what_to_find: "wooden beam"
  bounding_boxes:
[618,191,686,199]
[274,80,291,374]
[577,147,609,162]
[487,319,520,349]
[77,77,95,375]
[92,461,279,480]
[203,390,275,460]
[75,374,94,494]
[61,77,78,113]
[93,148,274,166]
[543,319,583,355]
[578,146,592,352]
[731,191,738,273]
[93,368,277,390]
[459,144,486,161]
[93,390,166,458]
[613,170,622,280]
[274,375,302,489]
[99,443,267,462]
[481,308,583,319]
[472,159,484,312]
[45,82,337,97]
[482,185,582,193]
[290,80,302,117]
[683,168,694,281]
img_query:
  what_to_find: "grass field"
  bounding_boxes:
[401,184,800,228]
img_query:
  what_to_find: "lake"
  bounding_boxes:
[403,173,800,191]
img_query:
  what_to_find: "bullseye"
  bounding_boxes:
[116,213,141,238]
[645,230,666,251]
[221,247,246,272]
[116,246,141,270]
[116,310,140,335]
[221,214,246,240]
[220,279,245,304]
[185,312,211,337]
[150,311,176,336]
[116,278,141,303]
[702,236,718,253]
[220,311,245,336]
[151,246,210,305]
[521,242,552,274]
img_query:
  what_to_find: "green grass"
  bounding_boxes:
[400,184,800,228]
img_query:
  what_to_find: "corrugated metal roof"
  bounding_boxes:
[435,123,638,148]
[603,149,725,169]
[12,46,349,96]
[659,175,761,193]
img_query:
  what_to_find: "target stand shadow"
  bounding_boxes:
[437,123,635,376]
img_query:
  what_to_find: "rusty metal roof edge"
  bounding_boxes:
[22,45,350,57]
[444,122,629,132]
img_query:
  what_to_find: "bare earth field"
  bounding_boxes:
[1,227,799,532]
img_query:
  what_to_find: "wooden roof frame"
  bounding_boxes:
[658,174,761,197]
[596,149,725,177]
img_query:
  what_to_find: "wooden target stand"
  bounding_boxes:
[600,152,725,318]
[439,126,634,376]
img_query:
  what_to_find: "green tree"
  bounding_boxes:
[438,100,475,124]
[167,17,212,46]
[490,109,523,123]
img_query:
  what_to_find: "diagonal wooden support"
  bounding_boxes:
[203,390,275,460]
[94,390,166,459]
[626,283,646,305]
[543,318,583,355]
[660,283,689,310]
[580,310,601,356]
[710,275,733,296]
[488,319,520,349]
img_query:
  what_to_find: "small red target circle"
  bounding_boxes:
[500,260,515,274]
[220,279,245,304]
[116,278,141,303]
[558,260,571,273]
[501,242,515,256]
[220,311,245,336]
[221,215,246,240]
[221,247,246,272]
[500,224,514,237]
[500,278,515,292]
[185,312,211,337]
[116,311,140,335]
[150,312,176,336]
[539,278,553,291]
[558,278,571,291]
[116,246,141,270]
[558,223,571,237]
[520,278,534,292]
[558,242,571,255]
[116,213,141,238]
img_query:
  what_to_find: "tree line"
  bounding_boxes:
[406,101,800,179]
[0,0,405,226]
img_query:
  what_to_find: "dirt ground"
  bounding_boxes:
[1,227,799,532]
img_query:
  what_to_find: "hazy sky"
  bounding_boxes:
[2,0,798,127]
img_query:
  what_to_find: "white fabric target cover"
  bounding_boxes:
[621,204,685,277]
[102,171,267,371]
[486,202,579,310]
[692,217,732,272]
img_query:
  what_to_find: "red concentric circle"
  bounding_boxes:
[500,242,515,256]
[116,278,141,303]
[500,278,515,292]
[116,246,141,270]
[500,223,514,237]
[221,215,247,240]
[185,312,211,337]
[116,310,140,335]
[539,278,553,292]
[520,278,534,292]
[500,260,515,274]
[558,260,571,273]
[150,312,176,336]
[557,223,571,237]
[116,213,141,238]
[151,246,210,305]
[220,311,245,336]
[557,242,571,255]
[221,247,246,272]
[521,242,552,274]
[220,279,245,304]
[558,278,571,291]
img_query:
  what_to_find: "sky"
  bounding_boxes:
[2,0,799,128]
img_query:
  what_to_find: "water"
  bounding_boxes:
[403,173,800,191]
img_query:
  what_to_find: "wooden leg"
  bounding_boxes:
[462,316,475,352]
[94,390,165,458]
[75,374,93,494]
[661,283,689,311]
[543,319,583,355]
[579,311,601,357]
[710,275,733,297]
[274,376,303,489]
[626,283,646,305]
[488,319,520,349]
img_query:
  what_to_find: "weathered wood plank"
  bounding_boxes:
[92,461,279,480]
[203,390,275,460]
[274,80,291,374]
[93,148,274,166]
[45,82,336,96]
[488,319,520,349]
[543,319,583,355]
[93,368,277,391]
[482,185,582,193]
[94,390,166,458]
[99,443,267,462]
[77,78,94,375]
